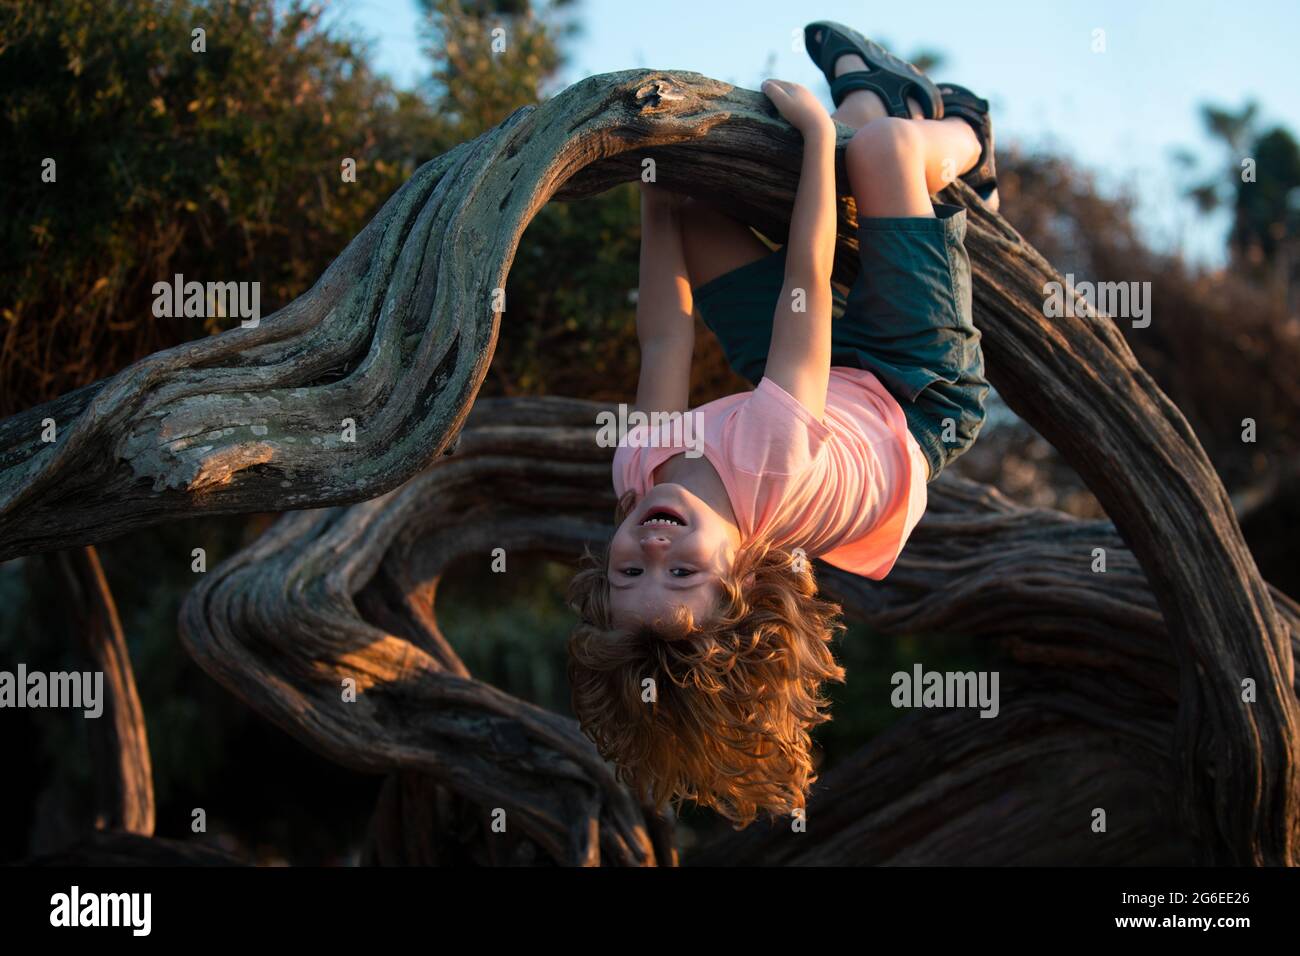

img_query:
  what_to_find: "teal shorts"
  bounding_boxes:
[693,202,988,480]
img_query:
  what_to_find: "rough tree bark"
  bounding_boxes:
[1,70,1295,863]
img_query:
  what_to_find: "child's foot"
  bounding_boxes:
[803,21,942,119]
[830,52,923,120]
[938,83,999,211]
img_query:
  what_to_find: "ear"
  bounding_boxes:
[742,571,757,590]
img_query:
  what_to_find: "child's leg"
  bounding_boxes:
[846,116,979,216]
[677,198,771,288]
[674,198,790,388]
[829,53,981,217]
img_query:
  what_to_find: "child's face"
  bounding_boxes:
[607,483,741,630]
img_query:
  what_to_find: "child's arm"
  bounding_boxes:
[633,183,694,415]
[760,80,837,422]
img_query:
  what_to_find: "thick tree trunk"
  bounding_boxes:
[1,70,1294,863]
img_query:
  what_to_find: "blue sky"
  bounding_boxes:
[332,0,1300,266]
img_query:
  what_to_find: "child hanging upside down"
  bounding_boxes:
[567,22,993,827]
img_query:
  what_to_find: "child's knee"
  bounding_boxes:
[847,116,923,168]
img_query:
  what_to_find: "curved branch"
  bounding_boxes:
[0,73,755,560]
[52,545,154,836]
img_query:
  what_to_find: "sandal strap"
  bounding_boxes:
[809,25,861,79]
[831,72,919,117]
[938,83,997,196]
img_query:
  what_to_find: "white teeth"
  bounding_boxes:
[641,517,682,527]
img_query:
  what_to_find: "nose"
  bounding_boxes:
[639,532,671,554]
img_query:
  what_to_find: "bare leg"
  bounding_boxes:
[677,198,771,288]
[828,53,981,217]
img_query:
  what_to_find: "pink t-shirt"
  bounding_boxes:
[612,369,928,580]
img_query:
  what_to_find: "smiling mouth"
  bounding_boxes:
[640,508,686,528]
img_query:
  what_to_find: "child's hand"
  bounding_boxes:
[762,79,834,139]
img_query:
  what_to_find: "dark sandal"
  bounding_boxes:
[804,21,943,119]
[938,83,998,208]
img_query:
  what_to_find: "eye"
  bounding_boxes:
[620,568,643,577]
[670,568,696,578]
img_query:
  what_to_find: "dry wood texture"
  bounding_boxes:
[1,70,1294,863]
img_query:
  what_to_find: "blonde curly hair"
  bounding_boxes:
[566,496,846,828]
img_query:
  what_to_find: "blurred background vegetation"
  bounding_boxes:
[1,0,1298,863]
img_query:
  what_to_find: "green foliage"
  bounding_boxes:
[436,555,576,713]
[817,623,994,763]
[417,0,578,141]
[411,0,648,401]
[0,0,441,413]
[0,0,644,408]
[1233,126,1300,264]
[1184,99,1300,272]
[497,186,641,398]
